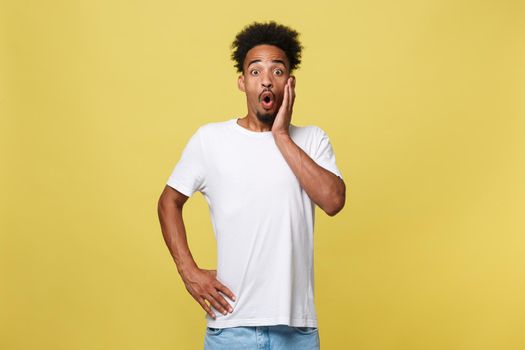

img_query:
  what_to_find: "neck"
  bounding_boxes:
[238,113,274,132]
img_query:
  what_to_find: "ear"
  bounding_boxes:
[237,74,245,92]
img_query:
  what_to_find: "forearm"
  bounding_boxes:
[273,133,345,215]
[157,199,198,278]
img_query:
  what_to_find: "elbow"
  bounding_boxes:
[324,195,345,216]
[324,180,346,216]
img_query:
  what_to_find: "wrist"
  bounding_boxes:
[272,131,291,142]
[177,261,198,279]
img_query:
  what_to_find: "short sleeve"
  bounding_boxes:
[313,127,343,180]
[166,127,207,197]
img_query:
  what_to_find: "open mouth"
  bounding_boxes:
[260,91,274,109]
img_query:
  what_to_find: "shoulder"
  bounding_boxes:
[288,123,330,157]
[188,119,236,150]
[290,123,328,141]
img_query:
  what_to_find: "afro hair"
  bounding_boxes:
[230,21,303,74]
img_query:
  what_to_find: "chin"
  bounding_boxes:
[256,111,276,124]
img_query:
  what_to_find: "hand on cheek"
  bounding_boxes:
[272,76,295,137]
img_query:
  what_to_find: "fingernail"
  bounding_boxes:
[228,306,233,312]
[223,310,227,315]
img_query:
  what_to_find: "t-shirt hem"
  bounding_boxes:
[166,179,193,197]
[318,163,343,180]
[205,317,318,328]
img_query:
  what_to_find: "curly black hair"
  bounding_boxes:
[230,21,303,74]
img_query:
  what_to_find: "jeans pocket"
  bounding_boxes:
[293,326,318,335]
[206,326,224,336]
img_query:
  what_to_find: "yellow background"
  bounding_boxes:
[2,0,524,349]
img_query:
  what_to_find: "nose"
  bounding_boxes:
[261,71,273,89]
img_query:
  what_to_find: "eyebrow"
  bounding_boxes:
[247,59,287,69]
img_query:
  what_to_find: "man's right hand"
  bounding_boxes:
[180,267,236,319]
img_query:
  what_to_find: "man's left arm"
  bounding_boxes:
[274,133,346,216]
[272,76,346,216]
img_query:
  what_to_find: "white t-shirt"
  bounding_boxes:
[166,117,343,328]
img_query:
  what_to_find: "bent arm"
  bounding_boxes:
[274,134,346,216]
[157,185,198,278]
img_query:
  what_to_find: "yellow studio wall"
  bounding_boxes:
[2,0,524,349]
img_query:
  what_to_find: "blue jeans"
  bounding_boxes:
[204,324,320,350]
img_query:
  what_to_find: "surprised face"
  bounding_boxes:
[238,44,292,124]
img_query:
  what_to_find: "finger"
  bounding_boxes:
[281,81,288,110]
[197,297,216,319]
[206,293,229,316]
[212,290,234,314]
[216,281,237,302]
[291,77,296,102]
[287,81,293,111]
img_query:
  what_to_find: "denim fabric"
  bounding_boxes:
[204,324,320,350]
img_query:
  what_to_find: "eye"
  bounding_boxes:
[251,69,259,76]
[274,69,283,75]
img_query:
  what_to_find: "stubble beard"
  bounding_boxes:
[255,109,277,124]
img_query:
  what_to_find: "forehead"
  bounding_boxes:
[244,44,289,68]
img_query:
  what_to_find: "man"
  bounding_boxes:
[157,21,346,350]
